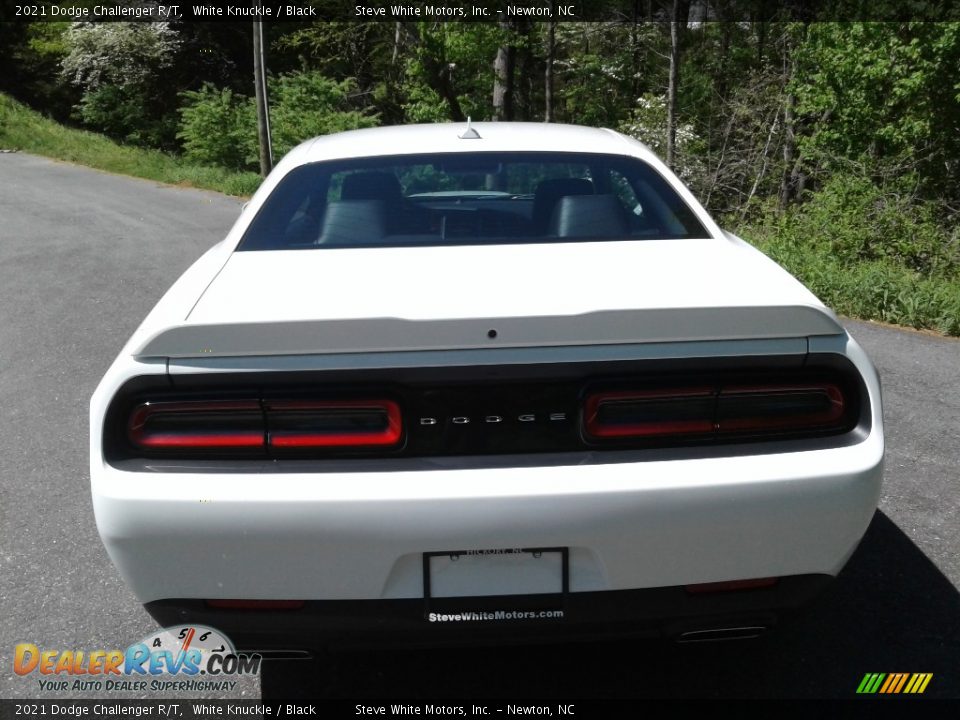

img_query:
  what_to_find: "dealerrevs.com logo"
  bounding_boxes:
[14,625,260,693]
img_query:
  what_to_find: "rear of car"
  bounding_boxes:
[90,123,883,651]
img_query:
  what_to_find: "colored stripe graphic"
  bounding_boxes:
[911,673,933,694]
[892,673,909,693]
[857,673,884,694]
[883,673,909,693]
[879,674,895,693]
[858,673,932,694]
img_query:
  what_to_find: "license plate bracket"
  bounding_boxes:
[423,547,569,600]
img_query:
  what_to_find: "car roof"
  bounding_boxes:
[291,122,651,166]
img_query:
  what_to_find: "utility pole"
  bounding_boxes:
[253,17,273,177]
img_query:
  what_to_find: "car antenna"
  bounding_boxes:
[459,117,481,140]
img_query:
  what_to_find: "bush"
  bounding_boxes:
[77,84,176,148]
[268,72,378,158]
[177,84,256,171]
[177,72,378,171]
[775,173,959,276]
[741,224,960,337]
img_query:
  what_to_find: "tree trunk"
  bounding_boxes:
[545,16,555,122]
[493,21,515,121]
[252,20,271,178]
[779,89,797,210]
[756,20,767,68]
[779,30,797,210]
[516,21,532,120]
[630,4,638,99]
[666,1,684,169]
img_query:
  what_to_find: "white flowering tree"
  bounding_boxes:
[618,94,707,191]
[62,21,179,89]
[61,21,180,146]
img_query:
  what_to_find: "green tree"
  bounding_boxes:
[268,72,378,158]
[178,71,378,170]
[61,22,182,147]
[792,23,960,200]
[2,22,77,121]
[177,84,256,170]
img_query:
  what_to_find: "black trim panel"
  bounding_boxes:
[104,353,870,470]
[145,574,833,651]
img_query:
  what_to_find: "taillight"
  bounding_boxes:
[716,384,844,432]
[265,400,402,448]
[128,401,264,450]
[584,382,847,442]
[583,388,714,438]
[127,398,402,453]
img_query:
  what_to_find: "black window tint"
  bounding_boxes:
[239,152,709,251]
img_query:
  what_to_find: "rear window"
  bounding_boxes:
[238,152,709,251]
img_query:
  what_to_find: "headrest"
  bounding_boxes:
[340,172,403,202]
[549,194,628,238]
[532,178,594,228]
[317,200,385,245]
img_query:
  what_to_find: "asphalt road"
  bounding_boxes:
[1,153,958,700]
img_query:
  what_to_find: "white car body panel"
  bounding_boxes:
[134,239,843,359]
[93,442,881,603]
[90,122,884,640]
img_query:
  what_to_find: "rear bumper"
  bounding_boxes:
[91,336,884,647]
[146,574,834,651]
[92,430,883,600]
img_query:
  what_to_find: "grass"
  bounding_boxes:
[0,93,261,196]
[741,228,960,338]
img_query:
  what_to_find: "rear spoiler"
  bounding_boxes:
[133,306,845,360]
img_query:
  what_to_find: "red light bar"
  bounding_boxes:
[265,399,402,449]
[128,400,264,449]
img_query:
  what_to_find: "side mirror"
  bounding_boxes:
[241,201,250,214]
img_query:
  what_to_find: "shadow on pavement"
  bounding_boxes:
[261,511,960,698]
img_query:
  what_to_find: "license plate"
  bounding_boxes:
[424,547,568,599]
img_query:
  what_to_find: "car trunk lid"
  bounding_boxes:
[133,239,844,359]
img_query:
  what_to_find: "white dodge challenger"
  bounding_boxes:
[90,122,883,650]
